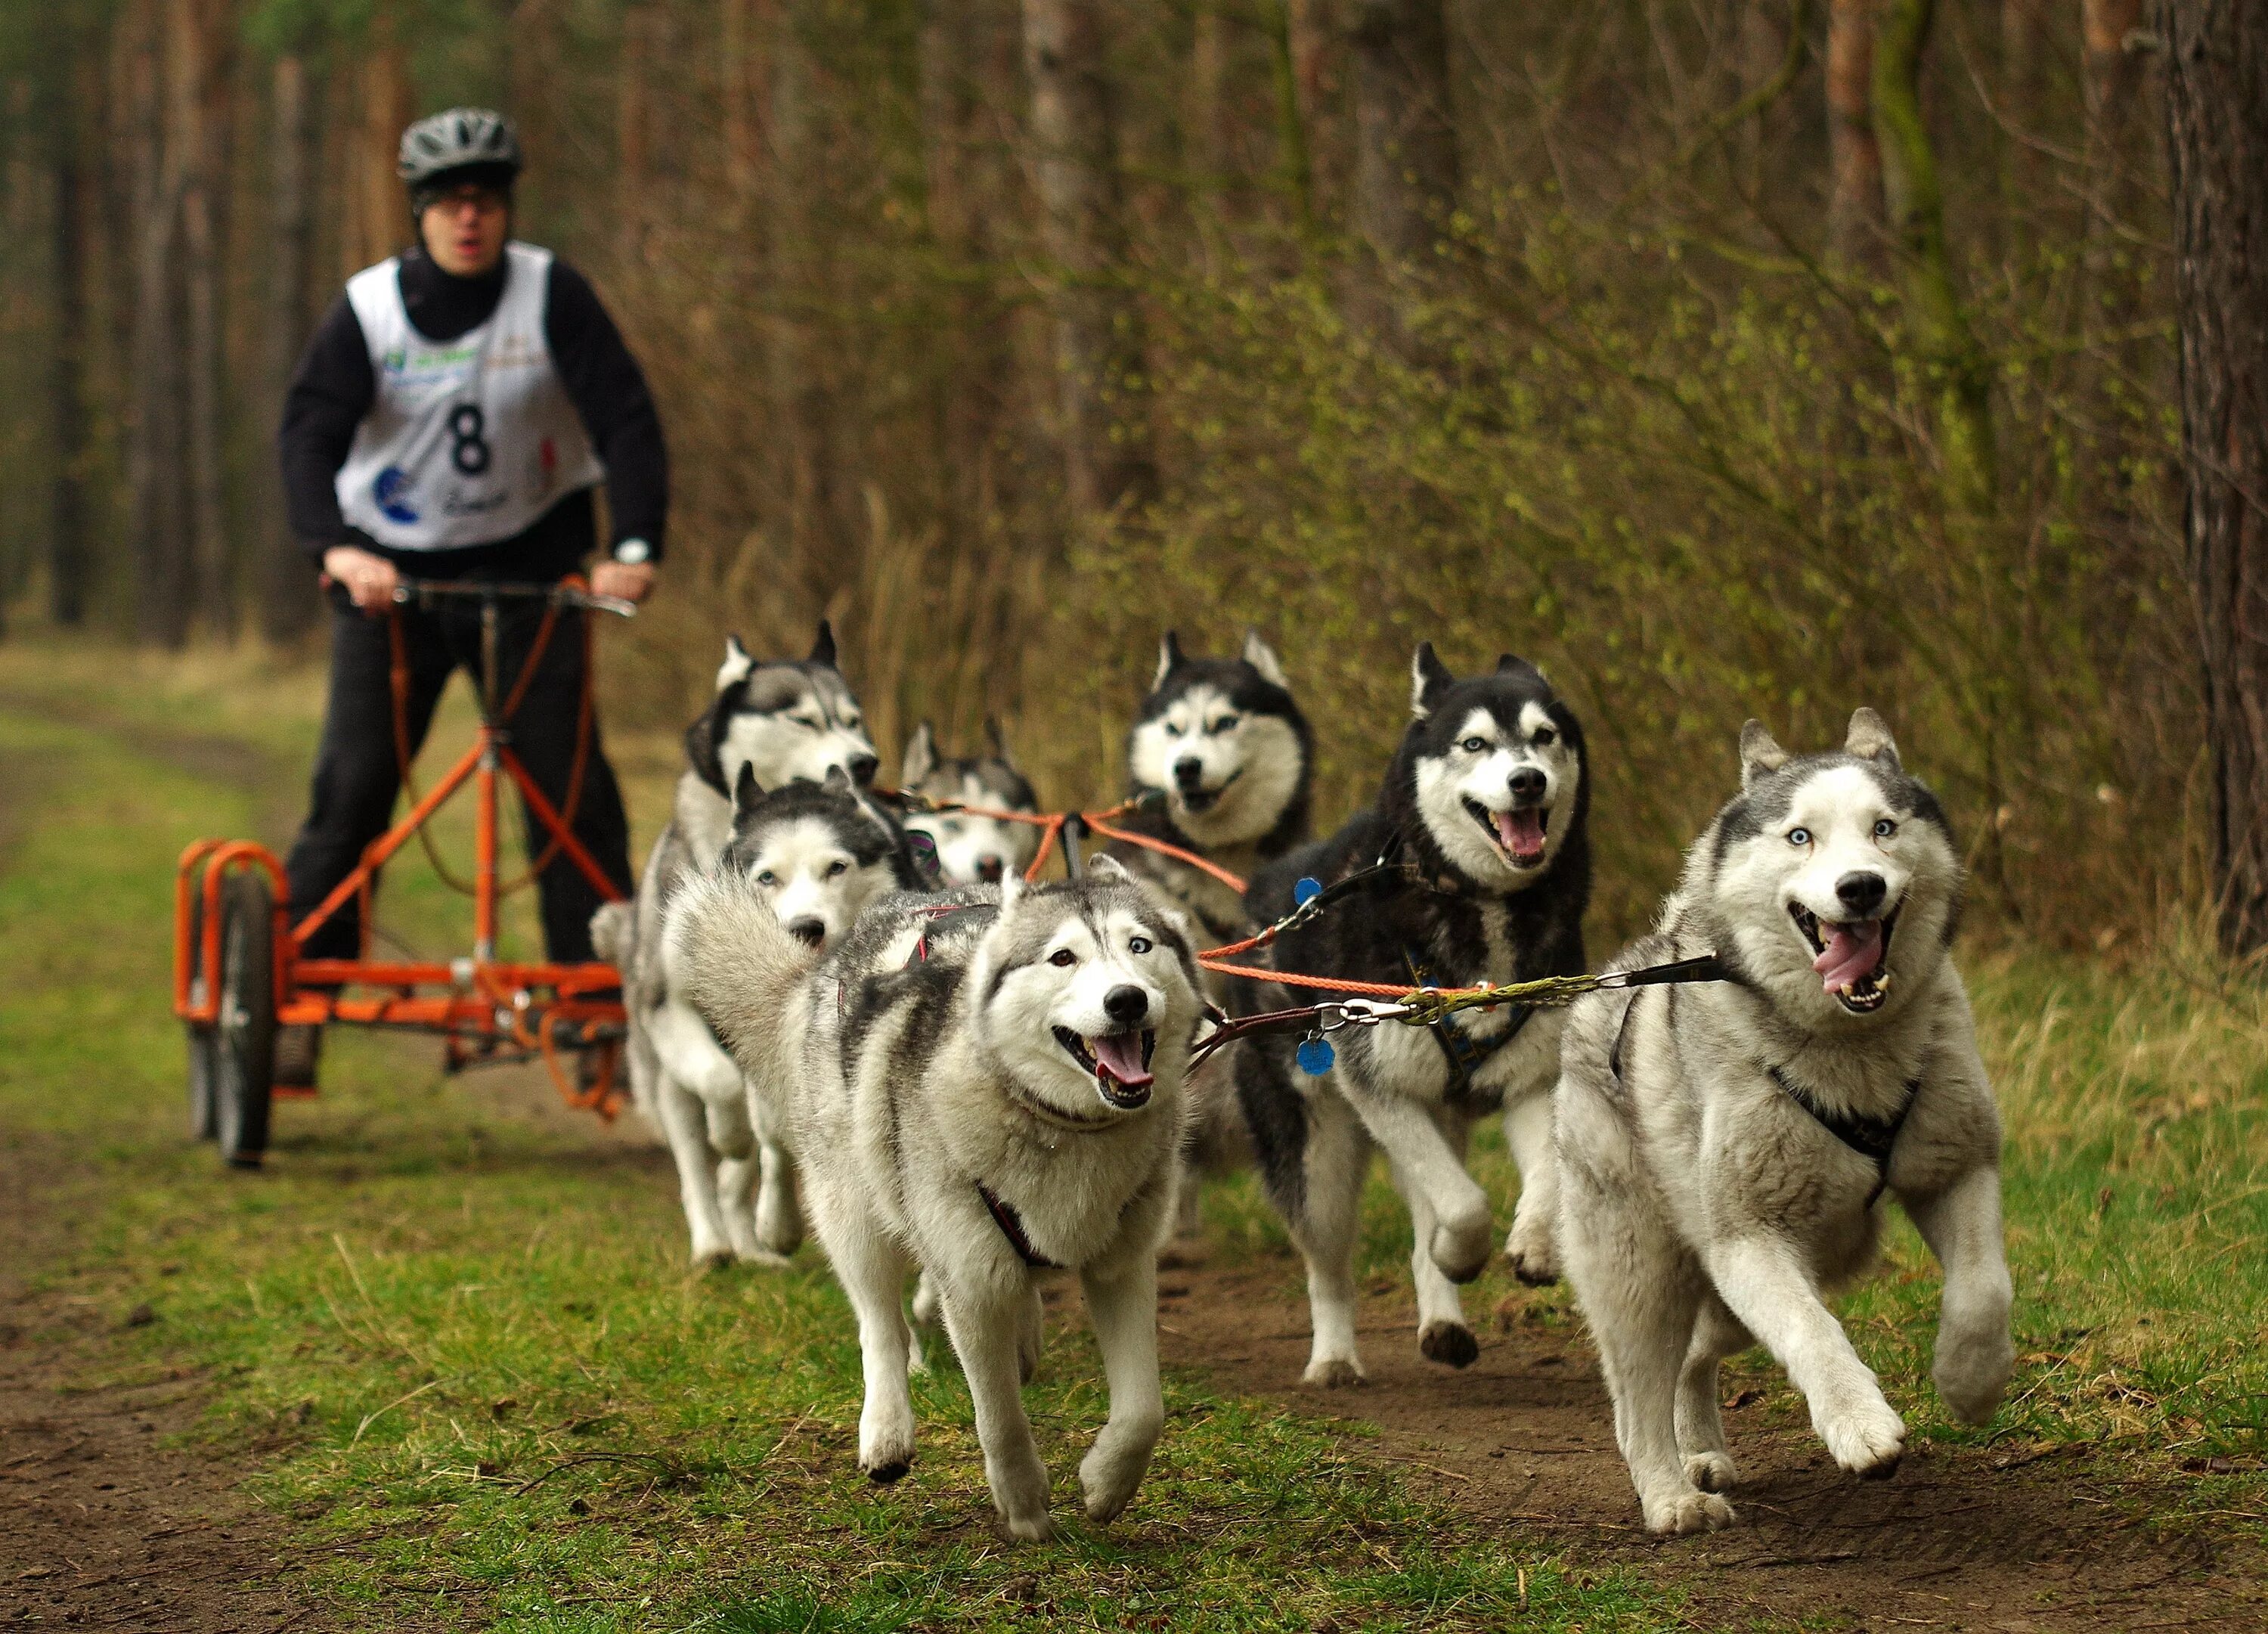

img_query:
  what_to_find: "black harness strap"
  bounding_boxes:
[1766,1065,1920,1206]
[978,1183,1061,1270]
[1402,944,1530,1108]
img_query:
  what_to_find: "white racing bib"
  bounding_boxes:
[335,242,604,551]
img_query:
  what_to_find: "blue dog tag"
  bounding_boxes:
[1294,876,1322,907]
[1297,1035,1335,1076]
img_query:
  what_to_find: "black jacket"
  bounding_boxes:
[277,244,668,578]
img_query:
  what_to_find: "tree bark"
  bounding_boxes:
[168,0,231,639]
[1873,0,1995,517]
[259,51,317,641]
[51,76,92,628]
[1349,0,1454,341]
[125,0,190,647]
[2157,0,2268,955]
[1827,0,1883,267]
[1021,0,1157,513]
[346,11,408,277]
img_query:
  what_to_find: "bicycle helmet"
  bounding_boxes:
[398,107,522,197]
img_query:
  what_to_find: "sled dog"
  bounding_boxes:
[592,625,889,1265]
[899,719,1043,885]
[1555,710,2012,1534]
[1235,645,1591,1383]
[1111,631,1313,1234]
[671,857,1204,1540]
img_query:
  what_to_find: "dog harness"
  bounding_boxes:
[1401,944,1531,1108]
[1606,983,1918,1206]
[978,1183,1061,1269]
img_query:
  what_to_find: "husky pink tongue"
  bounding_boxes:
[1812,920,1885,992]
[1091,1032,1153,1089]
[1495,808,1546,864]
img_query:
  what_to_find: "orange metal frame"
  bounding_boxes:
[172,585,630,1119]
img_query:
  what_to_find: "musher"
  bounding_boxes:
[274,107,666,1087]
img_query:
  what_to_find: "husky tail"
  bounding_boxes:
[666,869,816,1093]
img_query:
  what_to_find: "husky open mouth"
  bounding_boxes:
[1053,1026,1160,1108]
[1176,768,1242,815]
[1789,902,1898,1012]
[1464,798,1550,869]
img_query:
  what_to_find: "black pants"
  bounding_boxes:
[284,591,633,966]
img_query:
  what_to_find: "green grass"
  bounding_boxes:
[4,637,2262,1629]
[0,641,1695,1631]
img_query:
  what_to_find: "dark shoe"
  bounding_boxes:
[273,1024,323,1090]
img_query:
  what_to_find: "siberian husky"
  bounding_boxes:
[1234,645,1590,1383]
[899,719,1042,885]
[1111,631,1313,1236]
[670,857,1204,1540]
[1555,710,2012,1534]
[592,625,891,1266]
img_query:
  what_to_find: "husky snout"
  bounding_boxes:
[1508,764,1548,805]
[1836,870,1885,914]
[786,916,826,948]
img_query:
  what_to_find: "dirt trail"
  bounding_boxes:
[1157,1253,2260,1632]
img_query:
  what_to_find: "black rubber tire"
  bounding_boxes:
[185,889,218,1140]
[213,871,277,1169]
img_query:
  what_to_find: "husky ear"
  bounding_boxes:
[808,619,838,668]
[997,864,1026,910]
[901,721,937,786]
[1845,706,1901,770]
[1410,642,1455,718]
[822,763,854,793]
[1740,720,1790,789]
[1153,630,1185,690]
[1241,630,1289,690]
[1495,652,1548,689]
[733,761,765,814]
[717,634,754,690]
[1085,854,1132,885]
[984,715,1012,762]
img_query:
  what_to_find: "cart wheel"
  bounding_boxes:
[184,890,218,1140]
[213,870,277,1169]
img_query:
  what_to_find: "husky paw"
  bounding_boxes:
[863,1455,912,1484]
[691,1243,736,1273]
[1418,1322,1479,1369]
[1683,1450,1738,1493]
[1503,1227,1559,1287]
[1079,1439,1156,1524]
[997,1511,1055,1543]
[1641,1487,1737,1536]
[1934,1334,2014,1427]
[1303,1356,1367,1389]
[734,1244,795,1269]
[1820,1400,1907,1480]
[1429,1216,1492,1286]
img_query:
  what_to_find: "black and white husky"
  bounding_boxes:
[1556,711,2012,1535]
[671,857,1205,1540]
[1235,645,1590,1384]
[593,626,890,1266]
[899,719,1042,885]
[1111,631,1312,949]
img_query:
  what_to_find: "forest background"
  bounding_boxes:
[0,0,2198,944]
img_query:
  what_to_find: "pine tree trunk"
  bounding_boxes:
[51,82,92,628]
[169,0,230,640]
[348,12,408,276]
[259,51,316,641]
[2157,0,2268,955]
[1827,0,1883,266]
[1349,0,1454,342]
[125,0,191,648]
[1021,0,1156,513]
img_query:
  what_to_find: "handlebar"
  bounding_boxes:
[391,578,637,619]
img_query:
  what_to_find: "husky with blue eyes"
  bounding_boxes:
[671,856,1204,1541]
[1233,644,1592,1385]
[899,719,1043,886]
[1555,711,2011,1536]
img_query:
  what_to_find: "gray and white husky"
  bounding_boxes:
[592,625,891,1266]
[1234,645,1591,1384]
[899,719,1042,885]
[1555,710,2012,1536]
[671,857,1205,1539]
